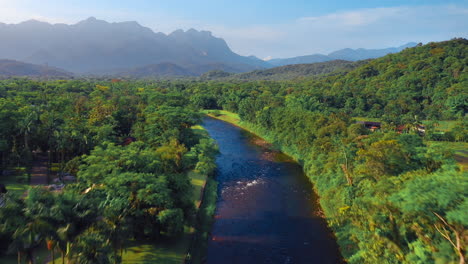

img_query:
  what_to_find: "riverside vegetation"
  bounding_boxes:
[0,38,467,263]
[188,39,467,264]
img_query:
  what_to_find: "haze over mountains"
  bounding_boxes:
[0,17,268,74]
[0,59,72,78]
[0,17,418,77]
[268,42,418,66]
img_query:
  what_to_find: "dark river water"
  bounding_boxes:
[203,117,343,264]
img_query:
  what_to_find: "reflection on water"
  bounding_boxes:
[203,117,343,264]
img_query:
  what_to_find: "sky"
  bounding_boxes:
[1,0,467,59]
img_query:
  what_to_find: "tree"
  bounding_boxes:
[391,169,468,264]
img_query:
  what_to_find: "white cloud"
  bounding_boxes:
[208,5,468,58]
[299,7,403,27]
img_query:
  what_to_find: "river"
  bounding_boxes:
[203,117,343,264]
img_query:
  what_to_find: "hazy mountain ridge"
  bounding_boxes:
[0,17,270,74]
[269,42,418,66]
[0,17,421,77]
[0,59,72,78]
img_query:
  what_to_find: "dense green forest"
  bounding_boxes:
[0,38,466,264]
[0,80,218,263]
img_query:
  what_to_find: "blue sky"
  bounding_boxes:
[1,0,467,58]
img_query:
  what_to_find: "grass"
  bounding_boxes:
[203,110,265,138]
[1,167,30,196]
[422,120,459,132]
[191,125,207,137]
[353,116,381,122]
[189,171,208,208]
[203,110,241,125]
[121,235,191,264]
[186,178,218,264]
[39,234,192,264]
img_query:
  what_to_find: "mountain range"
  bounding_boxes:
[0,17,269,74]
[0,59,72,78]
[0,17,418,77]
[268,42,418,66]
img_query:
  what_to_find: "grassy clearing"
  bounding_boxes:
[203,110,264,138]
[203,110,241,125]
[121,235,191,264]
[422,120,459,131]
[41,235,192,264]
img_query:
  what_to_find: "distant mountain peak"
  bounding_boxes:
[187,28,199,33]
[76,16,108,25]
[21,19,42,24]
[18,19,51,27]
[170,28,213,37]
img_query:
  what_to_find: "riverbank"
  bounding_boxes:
[184,125,219,264]
[203,110,304,164]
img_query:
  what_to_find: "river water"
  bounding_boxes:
[203,117,343,264]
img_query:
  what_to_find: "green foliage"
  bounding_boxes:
[158,209,184,236]
[203,60,369,81]
[0,80,219,263]
[0,38,466,263]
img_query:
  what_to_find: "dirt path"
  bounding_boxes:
[30,152,48,185]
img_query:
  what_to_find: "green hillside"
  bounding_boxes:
[201,59,369,81]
